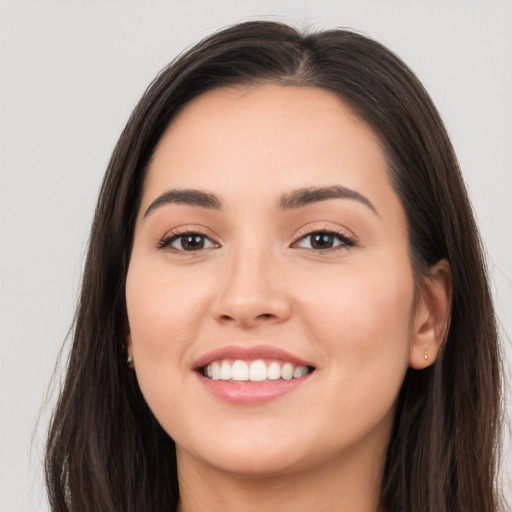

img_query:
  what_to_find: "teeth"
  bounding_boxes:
[281,362,294,380]
[231,360,249,381]
[211,361,220,380]
[204,359,310,382]
[293,365,308,378]
[220,361,231,381]
[267,361,281,380]
[249,360,267,381]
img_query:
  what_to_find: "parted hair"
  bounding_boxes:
[45,21,502,512]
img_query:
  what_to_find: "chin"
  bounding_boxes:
[176,431,313,478]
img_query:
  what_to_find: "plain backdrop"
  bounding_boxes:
[0,1,511,511]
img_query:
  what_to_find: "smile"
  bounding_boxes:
[203,359,312,382]
[194,345,315,403]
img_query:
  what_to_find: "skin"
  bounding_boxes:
[125,84,452,512]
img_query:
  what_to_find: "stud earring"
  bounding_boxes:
[127,353,134,367]
[424,350,429,361]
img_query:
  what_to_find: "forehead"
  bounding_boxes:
[142,84,397,217]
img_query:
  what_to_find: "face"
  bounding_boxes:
[126,84,418,478]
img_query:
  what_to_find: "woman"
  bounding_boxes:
[45,21,503,512]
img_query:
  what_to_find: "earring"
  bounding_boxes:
[424,350,429,361]
[127,353,134,367]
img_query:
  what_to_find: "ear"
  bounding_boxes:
[126,331,134,368]
[409,259,453,369]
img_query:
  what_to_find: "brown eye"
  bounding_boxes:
[295,231,354,251]
[166,233,215,251]
[180,235,205,250]
[310,233,336,249]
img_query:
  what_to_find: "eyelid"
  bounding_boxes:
[290,224,357,251]
[156,225,221,252]
[155,223,356,253]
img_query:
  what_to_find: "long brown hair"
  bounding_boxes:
[45,21,502,512]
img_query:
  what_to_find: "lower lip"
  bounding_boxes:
[197,373,311,404]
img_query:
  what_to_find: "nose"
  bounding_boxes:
[210,245,292,329]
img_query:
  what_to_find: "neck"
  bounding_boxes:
[176,445,385,512]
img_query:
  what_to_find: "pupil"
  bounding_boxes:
[182,235,204,250]
[311,234,333,249]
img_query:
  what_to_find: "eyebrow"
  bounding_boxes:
[144,188,222,217]
[278,185,378,215]
[143,184,377,218]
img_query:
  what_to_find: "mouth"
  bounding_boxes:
[193,345,316,402]
[200,359,315,383]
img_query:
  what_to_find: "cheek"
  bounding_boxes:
[125,263,208,377]
[296,261,415,386]
[125,264,214,436]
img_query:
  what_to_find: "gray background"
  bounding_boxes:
[1,1,511,510]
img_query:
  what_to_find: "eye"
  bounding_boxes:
[293,231,354,251]
[159,232,217,252]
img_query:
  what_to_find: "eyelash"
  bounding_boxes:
[156,228,218,252]
[157,227,356,253]
[291,227,356,253]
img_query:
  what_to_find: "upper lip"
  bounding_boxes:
[192,344,314,370]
